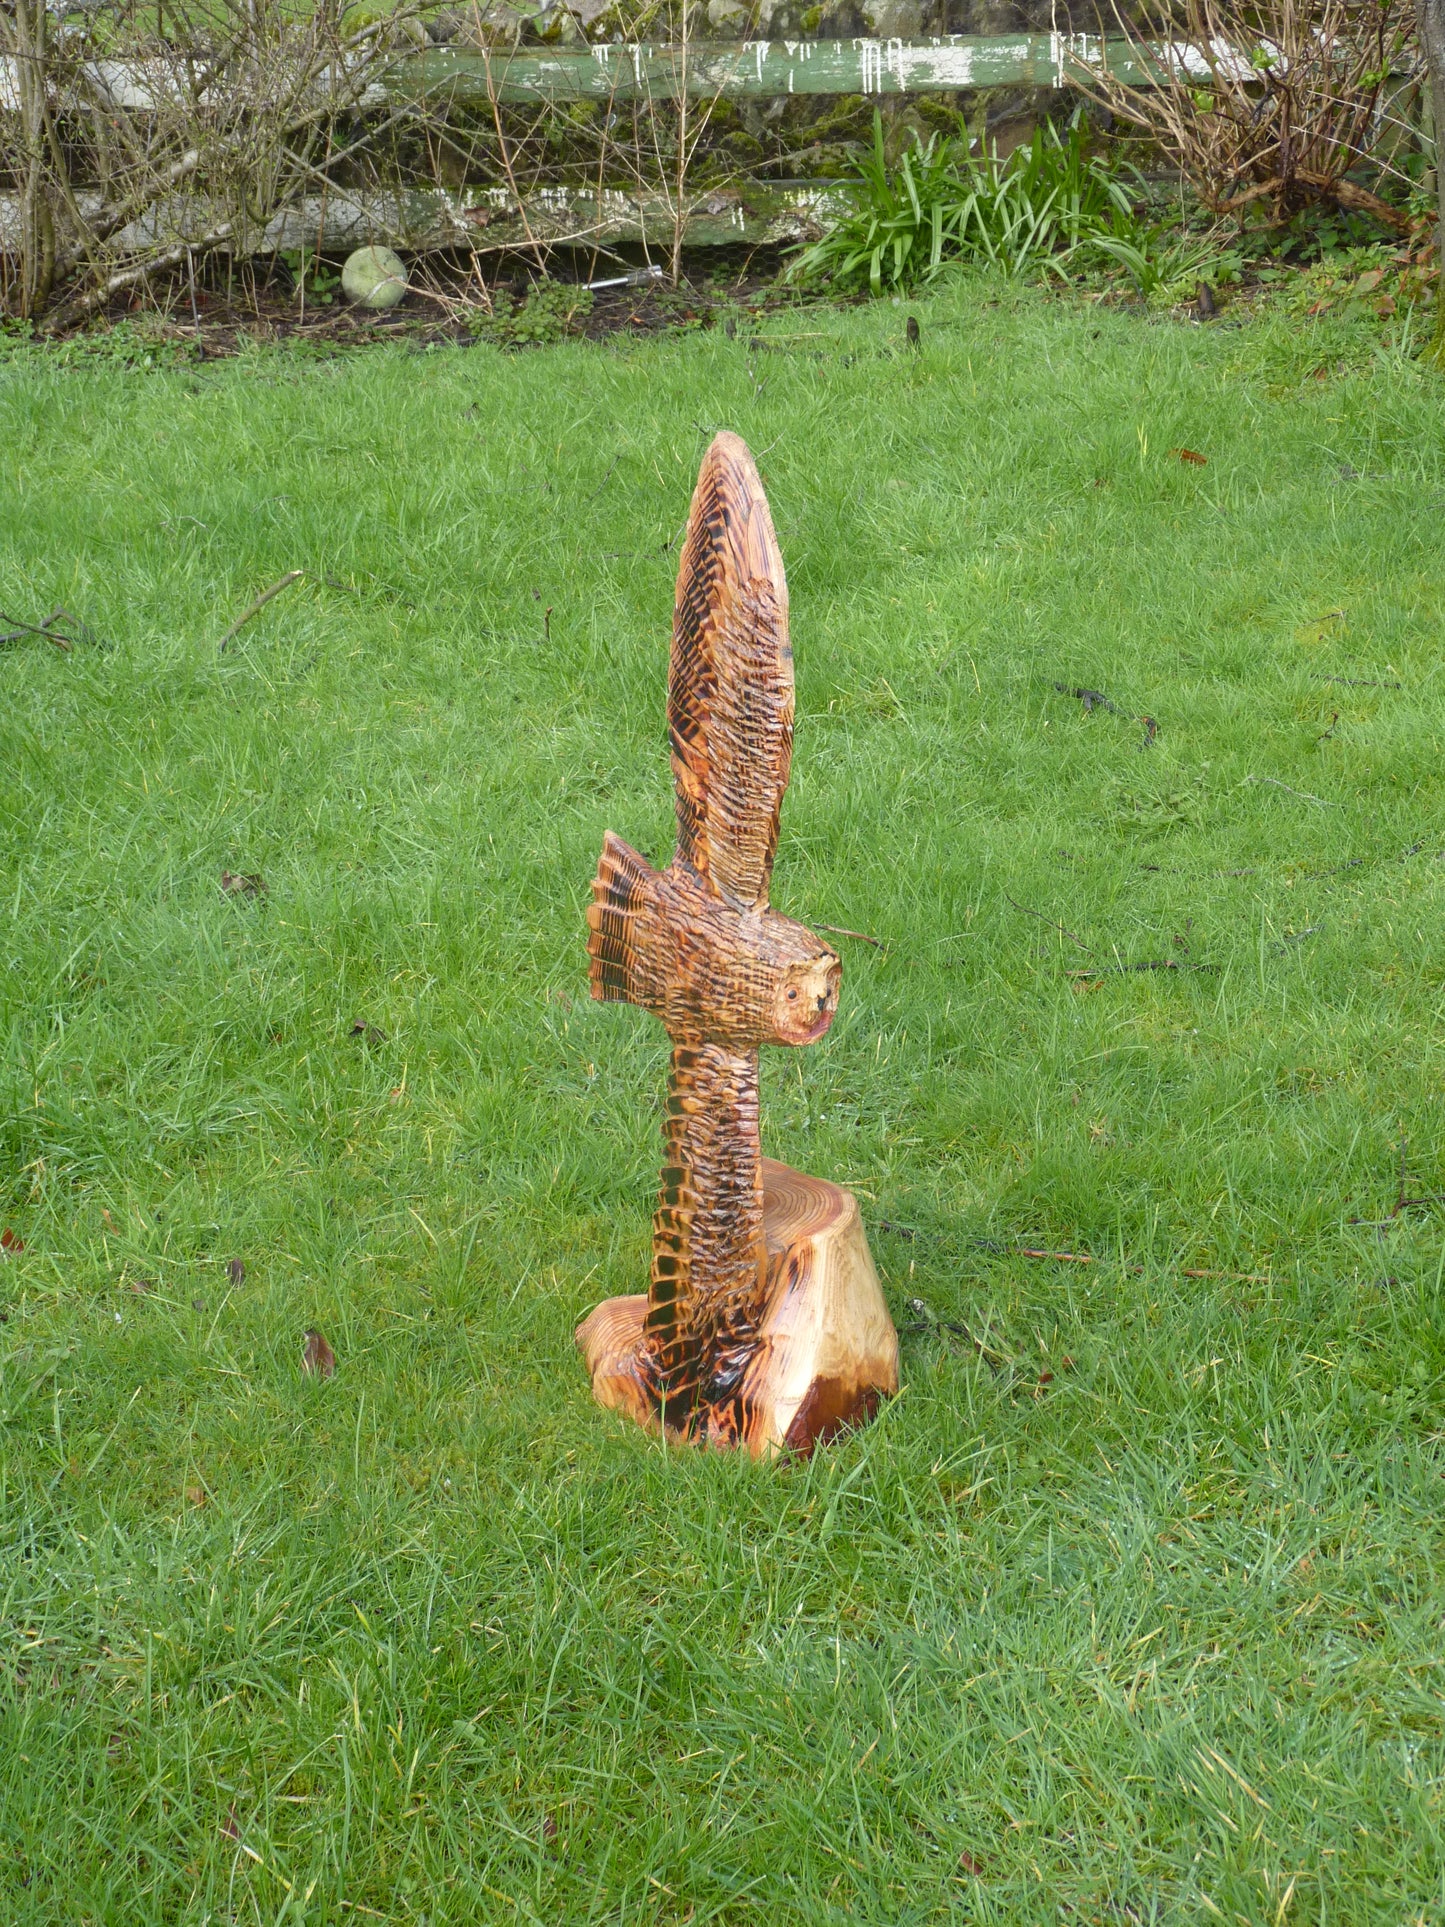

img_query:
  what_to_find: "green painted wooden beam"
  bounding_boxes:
[379,33,1167,106]
[299,179,847,249]
[8,34,1406,118]
[0,179,847,253]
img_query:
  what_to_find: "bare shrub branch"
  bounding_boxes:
[1063,0,1418,227]
[1,0,436,324]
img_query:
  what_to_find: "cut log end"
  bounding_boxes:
[575,1158,899,1458]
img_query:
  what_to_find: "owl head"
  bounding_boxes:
[772,949,841,1046]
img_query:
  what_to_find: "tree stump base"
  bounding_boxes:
[576,1158,899,1458]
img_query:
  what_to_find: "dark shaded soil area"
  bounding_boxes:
[60,244,822,357]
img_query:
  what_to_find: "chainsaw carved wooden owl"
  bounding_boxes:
[575,432,899,1457]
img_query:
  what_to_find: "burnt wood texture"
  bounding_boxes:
[576,433,899,1456]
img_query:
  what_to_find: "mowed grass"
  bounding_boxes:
[2,283,1445,1925]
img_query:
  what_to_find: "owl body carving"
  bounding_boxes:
[576,432,897,1453]
[588,833,840,1051]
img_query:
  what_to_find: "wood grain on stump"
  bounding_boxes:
[577,1159,899,1458]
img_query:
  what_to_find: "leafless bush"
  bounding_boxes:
[0,0,434,324]
[1065,0,1417,228]
[449,2,756,286]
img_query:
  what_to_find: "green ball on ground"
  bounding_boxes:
[342,247,408,310]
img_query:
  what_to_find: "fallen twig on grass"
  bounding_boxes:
[901,1297,1009,1361]
[1348,1138,1445,1225]
[1180,1266,1271,1283]
[1141,863,1252,876]
[816,922,885,949]
[1004,894,1094,956]
[1322,676,1401,688]
[1273,925,1322,949]
[1067,960,1220,977]
[1297,841,1422,882]
[585,455,621,503]
[219,571,305,652]
[1054,682,1157,749]
[1055,682,1120,715]
[967,1238,1268,1283]
[0,606,101,651]
[1247,776,1335,807]
[967,1235,1101,1265]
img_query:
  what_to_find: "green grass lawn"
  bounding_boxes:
[3,283,1445,1924]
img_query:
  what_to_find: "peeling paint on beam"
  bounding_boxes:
[4,34,1404,114]
[0,34,1173,114]
[0,180,848,254]
[381,34,1168,106]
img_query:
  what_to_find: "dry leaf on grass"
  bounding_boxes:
[226,1258,246,1287]
[0,1228,24,1255]
[220,870,266,899]
[302,1329,335,1378]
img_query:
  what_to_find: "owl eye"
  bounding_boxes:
[787,987,798,1001]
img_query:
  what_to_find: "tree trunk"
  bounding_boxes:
[1420,0,1445,365]
[14,0,56,319]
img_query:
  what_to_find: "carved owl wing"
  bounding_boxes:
[669,432,794,912]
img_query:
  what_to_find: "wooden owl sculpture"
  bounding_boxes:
[575,432,899,1457]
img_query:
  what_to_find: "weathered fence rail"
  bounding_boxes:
[0,32,1421,266]
[0,180,844,253]
[0,33,1254,115]
[384,32,1162,105]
